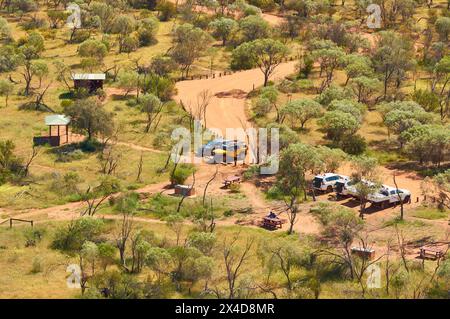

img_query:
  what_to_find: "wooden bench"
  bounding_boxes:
[223,175,241,188]
[419,247,446,260]
[262,217,283,230]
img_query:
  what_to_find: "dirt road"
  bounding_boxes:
[175,61,297,135]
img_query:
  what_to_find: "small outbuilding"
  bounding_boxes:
[72,73,105,93]
[351,247,376,260]
[174,185,195,197]
[33,115,71,147]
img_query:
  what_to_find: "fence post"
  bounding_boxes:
[9,219,12,228]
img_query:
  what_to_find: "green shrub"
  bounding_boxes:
[156,1,176,21]
[51,218,105,252]
[170,164,195,185]
[55,149,85,162]
[79,139,102,152]
[49,172,82,196]
[298,56,314,78]
[340,134,367,155]
[266,185,284,200]
[30,257,43,274]
[71,30,91,43]
[223,209,234,217]
[24,228,46,247]
[229,183,241,193]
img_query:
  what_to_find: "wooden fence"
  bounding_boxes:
[0,218,34,228]
[174,56,298,82]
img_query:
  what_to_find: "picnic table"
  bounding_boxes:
[419,246,447,260]
[223,175,241,188]
[262,217,283,230]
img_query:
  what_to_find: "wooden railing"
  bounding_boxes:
[0,218,34,228]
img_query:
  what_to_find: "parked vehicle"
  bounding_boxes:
[335,179,354,196]
[344,179,377,199]
[368,186,411,208]
[211,140,247,163]
[313,173,349,192]
[196,138,230,157]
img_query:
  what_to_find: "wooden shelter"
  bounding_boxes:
[72,73,105,93]
[33,115,71,147]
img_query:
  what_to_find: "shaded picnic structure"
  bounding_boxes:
[33,115,84,147]
[72,73,105,93]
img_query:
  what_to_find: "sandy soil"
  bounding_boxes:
[175,61,297,135]
[261,13,285,26]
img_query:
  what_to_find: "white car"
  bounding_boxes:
[335,179,354,197]
[313,173,349,192]
[368,186,411,207]
[344,179,377,199]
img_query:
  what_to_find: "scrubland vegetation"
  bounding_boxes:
[0,0,448,299]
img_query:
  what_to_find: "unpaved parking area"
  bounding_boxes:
[175,61,297,135]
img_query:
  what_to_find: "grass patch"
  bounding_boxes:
[365,149,407,166]
[383,216,427,228]
[411,207,448,220]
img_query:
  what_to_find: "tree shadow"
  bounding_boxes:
[59,92,74,100]
[341,199,360,208]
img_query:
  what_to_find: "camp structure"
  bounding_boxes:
[72,73,105,93]
[33,115,71,147]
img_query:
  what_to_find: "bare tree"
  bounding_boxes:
[136,151,144,182]
[395,226,409,273]
[116,207,134,269]
[32,83,53,111]
[176,171,195,213]
[222,234,254,299]
[283,195,300,235]
[203,166,218,206]
[384,239,401,296]
[98,143,121,175]
[22,146,40,177]
[80,186,111,217]
[196,90,212,130]
[393,173,405,220]
[103,64,121,82]
[352,235,386,298]
[194,198,216,233]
